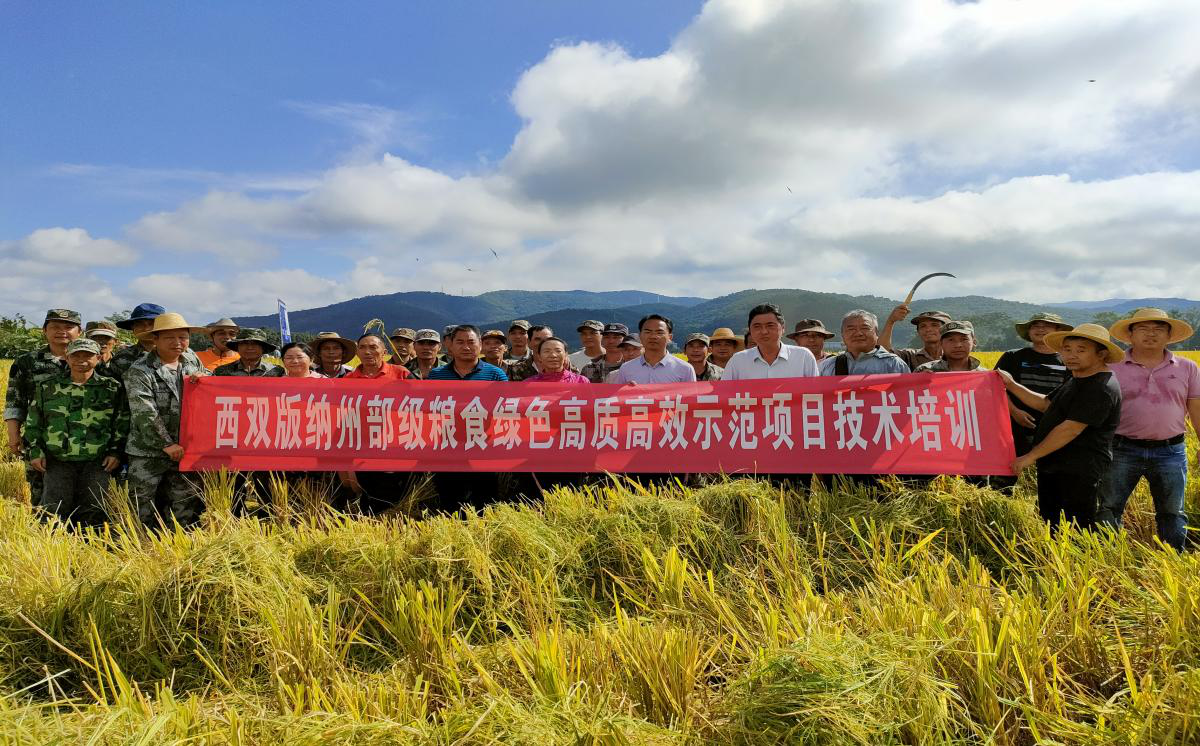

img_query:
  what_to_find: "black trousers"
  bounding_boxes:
[1036,469,1099,531]
[38,456,111,528]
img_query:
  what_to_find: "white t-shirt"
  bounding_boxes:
[569,349,598,370]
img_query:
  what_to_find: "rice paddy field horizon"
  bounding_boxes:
[1,357,1198,743]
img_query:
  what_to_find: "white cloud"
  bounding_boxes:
[8,0,1200,317]
[0,227,137,271]
[127,269,342,320]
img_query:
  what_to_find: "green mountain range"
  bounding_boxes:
[233,289,1200,350]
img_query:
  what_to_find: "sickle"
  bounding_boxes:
[903,272,956,305]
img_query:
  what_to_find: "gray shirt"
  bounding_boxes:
[819,347,910,376]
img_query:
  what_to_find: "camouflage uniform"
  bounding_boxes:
[580,356,623,384]
[404,358,439,380]
[213,359,284,377]
[696,361,724,382]
[24,367,128,524]
[915,357,983,372]
[124,352,209,527]
[101,345,203,381]
[5,346,69,503]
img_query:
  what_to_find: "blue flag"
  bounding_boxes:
[277,299,291,343]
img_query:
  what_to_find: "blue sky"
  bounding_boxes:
[2,1,700,292]
[3,0,1199,321]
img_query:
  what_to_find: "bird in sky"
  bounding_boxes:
[490,248,499,258]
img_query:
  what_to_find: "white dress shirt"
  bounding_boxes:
[722,343,819,380]
[608,352,697,384]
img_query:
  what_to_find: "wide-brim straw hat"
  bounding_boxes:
[206,317,240,333]
[311,332,357,359]
[709,327,745,350]
[1108,307,1194,345]
[135,312,206,341]
[1044,323,1125,362]
[1015,312,1073,342]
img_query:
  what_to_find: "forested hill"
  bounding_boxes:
[230,289,1200,351]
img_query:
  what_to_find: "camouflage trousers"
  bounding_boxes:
[127,456,203,529]
[37,457,111,528]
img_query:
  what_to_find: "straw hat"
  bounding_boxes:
[135,312,205,340]
[311,331,356,359]
[1044,323,1124,361]
[1108,307,1194,345]
[206,317,240,333]
[709,327,745,350]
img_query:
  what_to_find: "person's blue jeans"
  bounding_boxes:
[1097,440,1189,550]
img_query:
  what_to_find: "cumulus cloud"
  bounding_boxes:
[8,0,1200,318]
[0,228,137,272]
[127,269,343,320]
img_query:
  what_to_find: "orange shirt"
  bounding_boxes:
[197,348,240,372]
[343,363,411,380]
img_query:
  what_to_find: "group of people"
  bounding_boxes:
[4,299,1197,549]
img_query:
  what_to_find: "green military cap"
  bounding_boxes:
[576,320,604,333]
[684,332,711,346]
[620,335,642,349]
[66,338,101,356]
[939,320,975,338]
[389,327,416,341]
[911,310,952,326]
[414,328,440,342]
[509,319,532,332]
[1015,312,1073,341]
[84,320,118,339]
[227,328,277,354]
[481,329,507,341]
[44,309,82,327]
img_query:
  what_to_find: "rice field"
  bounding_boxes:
[1,357,1198,744]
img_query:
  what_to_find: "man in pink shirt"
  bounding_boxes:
[1096,309,1200,550]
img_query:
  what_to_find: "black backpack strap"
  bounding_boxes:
[835,353,850,376]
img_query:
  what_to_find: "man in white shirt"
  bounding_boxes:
[569,320,605,370]
[609,315,697,384]
[723,303,819,380]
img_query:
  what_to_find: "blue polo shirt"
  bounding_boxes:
[427,361,509,381]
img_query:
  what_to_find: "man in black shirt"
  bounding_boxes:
[997,323,1123,531]
[994,313,1074,489]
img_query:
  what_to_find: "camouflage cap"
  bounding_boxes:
[481,329,507,341]
[620,335,642,348]
[939,320,975,338]
[509,319,532,332]
[684,332,711,347]
[389,327,416,341]
[577,320,604,333]
[601,322,629,336]
[910,310,953,326]
[227,328,277,353]
[84,320,118,339]
[65,338,101,356]
[43,308,82,327]
[1015,312,1073,341]
[414,328,440,343]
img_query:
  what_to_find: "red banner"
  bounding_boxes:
[178,373,1015,475]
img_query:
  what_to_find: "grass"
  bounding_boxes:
[0,357,1199,743]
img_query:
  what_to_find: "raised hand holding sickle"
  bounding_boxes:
[889,272,957,324]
